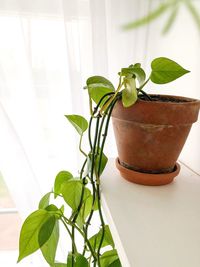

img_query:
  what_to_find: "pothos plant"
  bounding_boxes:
[18,57,189,267]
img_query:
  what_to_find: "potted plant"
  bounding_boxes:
[18,57,200,267]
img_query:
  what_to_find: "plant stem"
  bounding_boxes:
[138,77,150,91]
[79,134,87,157]
[71,158,88,264]
[96,96,120,266]
[100,82,123,114]
[61,218,78,254]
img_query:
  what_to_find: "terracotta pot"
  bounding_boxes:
[112,94,200,185]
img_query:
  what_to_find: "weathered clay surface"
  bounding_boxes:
[112,95,200,175]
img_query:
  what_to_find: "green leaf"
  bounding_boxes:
[86,149,108,176]
[54,264,67,267]
[45,204,63,220]
[61,180,82,210]
[18,209,52,262]
[67,252,73,267]
[100,249,119,267]
[123,3,170,30]
[38,215,56,247]
[41,220,59,266]
[132,63,141,68]
[89,225,115,250]
[66,253,89,267]
[65,115,88,135]
[151,57,190,84]
[86,76,115,107]
[121,67,146,86]
[76,195,93,228]
[39,192,51,209]
[95,150,108,176]
[61,179,91,211]
[108,259,122,267]
[75,254,89,267]
[54,171,73,197]
[122,77,138,107]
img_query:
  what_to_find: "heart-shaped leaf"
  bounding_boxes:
[89,225,115,250]
[100,249,120,267]
[18,210,53,262]
[122,77,138,107]
[54,170,73,197]
[120,67,146,86]
[86,76,115,107]
[65,115,88,135]
[150,57,190,84]
[95,150,108,176]
[61,179,91,211]
[39,192,51,209]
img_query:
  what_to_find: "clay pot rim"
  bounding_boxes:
[115,157,181,186]
[127,94,200,106]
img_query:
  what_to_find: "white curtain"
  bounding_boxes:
[0,0,200,266]
[0,0,200,225]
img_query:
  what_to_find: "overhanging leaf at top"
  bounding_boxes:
[86,76,115,107]
[150,57,190,84]
[65,115,88,135]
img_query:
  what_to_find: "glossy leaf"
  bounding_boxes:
[66,253,89,267]
[108,259,122,267]
[76,195,93,228]
[54,171,73,197]
[100,249,119,267]
[95,150,108,176]
[41,220,59,266]
[61,179,91,211]
[65,115,88,135]
[122,77,137,107]
[120,67,146,86]
[55,263,67,267]
[89,225,114,250]
[18,210,52,262]
[86,76,115,107]
[151,57,190,84]
[38,215,56,247]
[39,192,51,209]
[75,254,89,267]
[61,180,82,211]
[45,204,63,219]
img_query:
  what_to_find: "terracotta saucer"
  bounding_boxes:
[115,158,180,186]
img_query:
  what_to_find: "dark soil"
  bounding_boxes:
[139,94,190,103]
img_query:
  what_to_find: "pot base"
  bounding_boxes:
[115,158,180,186]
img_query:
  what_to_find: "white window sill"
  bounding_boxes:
[101,158,200,267]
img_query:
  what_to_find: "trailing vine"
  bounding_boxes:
[18,57,189,267]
